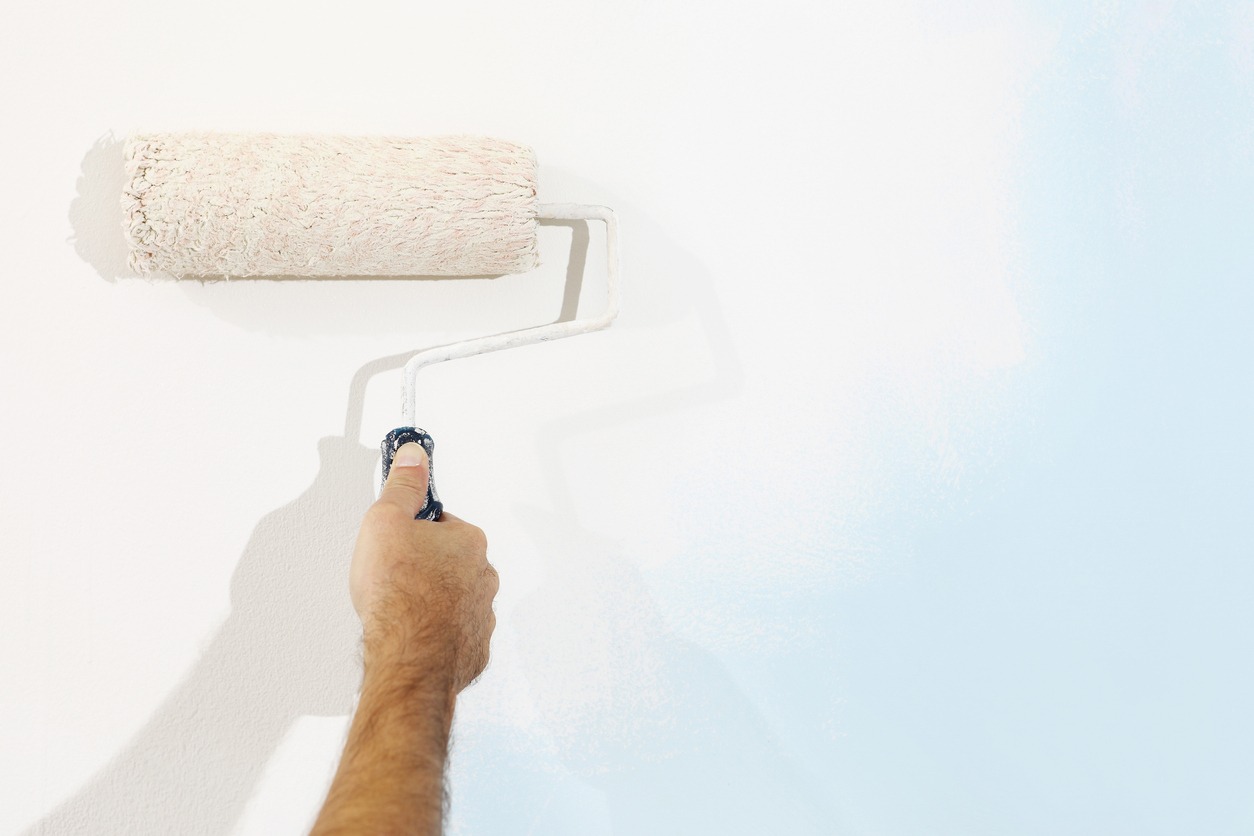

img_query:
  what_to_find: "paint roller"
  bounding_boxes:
[121,131,620,519]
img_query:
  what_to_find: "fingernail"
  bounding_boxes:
[393,442,428,468]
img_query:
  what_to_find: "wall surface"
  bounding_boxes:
[3,1,1253,833]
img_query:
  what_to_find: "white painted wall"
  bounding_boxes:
[4,1,1253,833]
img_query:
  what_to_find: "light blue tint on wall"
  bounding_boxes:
[805,3,1254,834]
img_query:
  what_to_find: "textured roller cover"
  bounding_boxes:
[121,132,540,277]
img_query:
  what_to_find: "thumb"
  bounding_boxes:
[378,442,430,517]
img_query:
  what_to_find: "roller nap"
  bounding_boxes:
[121,132,540,278]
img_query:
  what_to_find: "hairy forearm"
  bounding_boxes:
[312,635,457,836]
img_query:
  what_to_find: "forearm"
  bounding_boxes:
[312,638,457,836]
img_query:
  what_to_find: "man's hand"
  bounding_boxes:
[350,442,498,692]
[313,442,499,836]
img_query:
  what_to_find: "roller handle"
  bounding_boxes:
[380,427,444,521]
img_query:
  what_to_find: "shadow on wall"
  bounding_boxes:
[69,133,131,282]
[25,433,375,836]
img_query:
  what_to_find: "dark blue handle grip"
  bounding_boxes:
[380,427,443,521]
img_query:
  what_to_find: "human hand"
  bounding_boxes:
[348,442,498,694]
[315,442,497,834]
